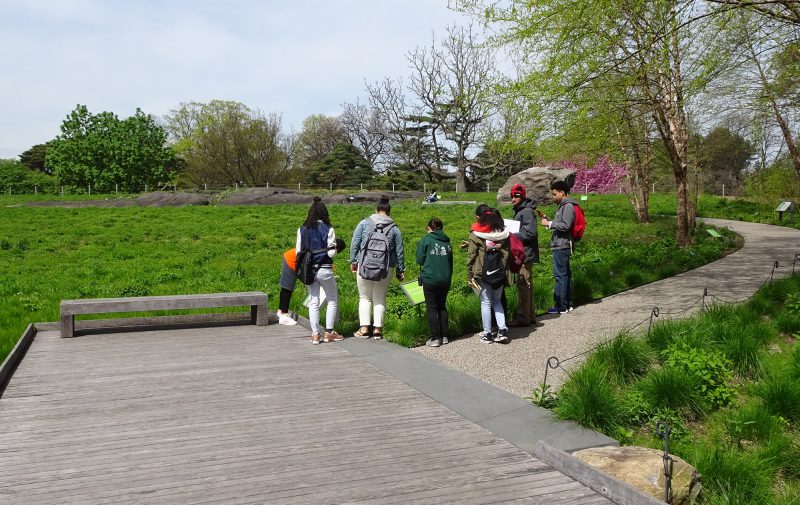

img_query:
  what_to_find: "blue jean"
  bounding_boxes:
[480,281,506,335]
[552,248,572,311]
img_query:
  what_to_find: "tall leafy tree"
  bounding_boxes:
[46,105,175,192]
[697,126,755,194]
[460,0,729,245]
[164,100,286,186]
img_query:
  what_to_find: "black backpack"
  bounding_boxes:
[482,246,506,289]
[296,227,331,285]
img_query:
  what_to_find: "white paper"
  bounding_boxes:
[504,219,520,234]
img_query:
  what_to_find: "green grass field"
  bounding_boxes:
[0,192,740,361]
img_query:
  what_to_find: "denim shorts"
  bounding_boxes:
[279,258,297,291]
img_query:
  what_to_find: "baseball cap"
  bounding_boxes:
[510,184,526,198]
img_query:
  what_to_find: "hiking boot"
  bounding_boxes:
[426,338,441,347]
[323,331,343,342]
[479,333,494,344]
[311,334,321,345]
[508,319,530,327]
[493,329,509,344]
[441,336,449,345]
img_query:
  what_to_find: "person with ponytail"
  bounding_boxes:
[349,196,405,339]
[466,205,511,344]
[296,197,341,345]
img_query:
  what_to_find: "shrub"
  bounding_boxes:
[622,268,645,288]
[639,366,704,418]
[554,359,622,432]
[592,331,652,383]
[662,343,735,409]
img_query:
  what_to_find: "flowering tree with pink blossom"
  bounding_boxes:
[556,156,629,194]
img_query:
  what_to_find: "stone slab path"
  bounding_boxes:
[414,219,800,396]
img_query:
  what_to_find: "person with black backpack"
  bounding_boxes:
[539,180,580,315]
[467,206,511,344]
[296,197,341,345]
[349,196,405,339]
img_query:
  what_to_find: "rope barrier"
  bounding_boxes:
[538,256,796,393]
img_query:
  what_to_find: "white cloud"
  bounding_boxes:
[0,0,474,158]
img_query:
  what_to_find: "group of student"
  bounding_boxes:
[276,179,580,347]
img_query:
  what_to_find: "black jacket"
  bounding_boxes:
[513,198,540,264]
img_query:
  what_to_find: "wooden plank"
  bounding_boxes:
[60,292,267,315]
[0,325,609,504]
[0,324,36,397]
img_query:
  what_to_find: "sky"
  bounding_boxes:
[0,0,475,159]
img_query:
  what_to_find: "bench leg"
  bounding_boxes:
[61,315,74,338]
[253,304,267,326]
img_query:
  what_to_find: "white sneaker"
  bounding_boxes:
[278,313,297,325]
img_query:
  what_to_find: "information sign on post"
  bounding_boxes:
[776,201,795,224]
[580,195,588,201]
[400,280,426,306]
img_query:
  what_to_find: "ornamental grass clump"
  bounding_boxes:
[554,359,622,433]
[646,319,705,353]
[639,366,705,419]
[693,445,773,505]
[592,331,652,384]
[755,369,800,422]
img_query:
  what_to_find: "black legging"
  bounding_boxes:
[279,287,293,313]
[423,283,449,341]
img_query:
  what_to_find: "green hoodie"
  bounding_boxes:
[415,230,453,287]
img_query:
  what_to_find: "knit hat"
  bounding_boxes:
[510,183,526,198]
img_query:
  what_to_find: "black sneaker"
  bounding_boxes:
[479,333,494,344]
[493,329,509,343]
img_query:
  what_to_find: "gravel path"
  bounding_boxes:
[413,219,800,397]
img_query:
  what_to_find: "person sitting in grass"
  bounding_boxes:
[467,206,511,344]
[276,238,346,326]
[416,217,453,348]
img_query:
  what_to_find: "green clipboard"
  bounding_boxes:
[400,280,426,306]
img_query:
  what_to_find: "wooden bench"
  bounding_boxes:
[60,292,268,338]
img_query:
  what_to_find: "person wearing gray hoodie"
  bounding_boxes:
[540,180,579,314]
[349,196,405,339]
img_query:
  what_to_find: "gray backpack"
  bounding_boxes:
[357,219,396,281]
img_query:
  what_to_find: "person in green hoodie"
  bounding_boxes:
[416,217,453,348]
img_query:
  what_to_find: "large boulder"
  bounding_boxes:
[218,187,313,205]
[572,445,701,505]
[135,192,209,207]
[496,167,576,205]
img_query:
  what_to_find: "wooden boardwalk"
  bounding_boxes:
[0,324,612,504]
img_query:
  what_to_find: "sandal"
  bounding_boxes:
[353,327,371,338]
[372,328,383,340]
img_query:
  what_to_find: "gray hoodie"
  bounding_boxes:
[349,213,405,272]
[548,197,580,251]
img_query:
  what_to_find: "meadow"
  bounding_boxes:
[0,192,739,361]
[548,274,800,504]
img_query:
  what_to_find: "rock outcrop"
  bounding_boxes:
[496,167,576,205]
[572,445,701,505]
[136,192,209,207]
